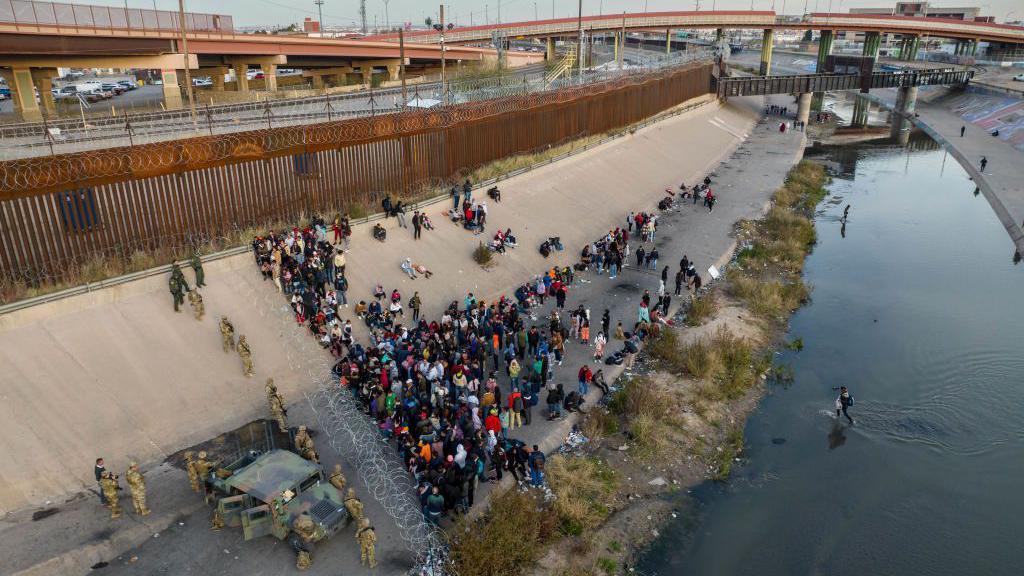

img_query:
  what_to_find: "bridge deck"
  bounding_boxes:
[717,68,973,98]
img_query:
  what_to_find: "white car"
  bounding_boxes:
[1013,73,1024,82]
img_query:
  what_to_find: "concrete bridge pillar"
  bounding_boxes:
[907,36,920,61]
[971,39,979,56]
[851,95,870,128]
[796,92,812,125]
[233,63,250,91]
[30,68,58,116]
[361,66,373,87]
[813,30,834,112]
[546,37,556,60]
[387,63,400,81]
[2,67,43,122]
[261,63,278,92]
[862,31,881,60]
[666,29,672,55]
[890,85,918,143]
[716,28,724,42]
[760,28,774,76]
[206,66,226,91]
[160,69,183,110]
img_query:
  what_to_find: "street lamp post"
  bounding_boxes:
[382,0,389,31]
[314,0,324,32]
[177,0,197,128]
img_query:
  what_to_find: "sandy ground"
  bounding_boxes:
[0,94,790,574]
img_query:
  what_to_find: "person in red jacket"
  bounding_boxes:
[577,365,593,396]
[484,409,502,436]
[507,388,523,430]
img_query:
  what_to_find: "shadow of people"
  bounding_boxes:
[840,221,847,239]
[828,421,848,450]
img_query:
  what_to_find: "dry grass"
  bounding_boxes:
[450,488,559,576]
[727,161,826,322]
[607,377,677,459]
[685,292,718,326]
[547,456,618,536]
[652,327,771,402]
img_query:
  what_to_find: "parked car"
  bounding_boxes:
[100,83,125,95]
[1013,73,1024,82]
[192,77,213,87]
[117,79,137,90]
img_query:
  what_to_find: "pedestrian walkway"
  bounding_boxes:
[912,97,1024,254]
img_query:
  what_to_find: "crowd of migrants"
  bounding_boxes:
[247,180,710,523]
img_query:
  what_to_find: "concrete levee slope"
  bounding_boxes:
[0,96,760,515]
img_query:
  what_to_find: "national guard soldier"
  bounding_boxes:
[238,335,254,377]
[269,388,288,433]
[220,317,235,353]
[171,262,189,291]
[183,451,200,493]
[343,488,363,523]
[292,514,318,571]
[99,471,122,519]
[125,462,151,516]
[188,289,205,321]
[169,272,184,312]
[190,250,206,288]
[329,464,346,493]
[293,425,318,463]
[192,451,218,501]
[211,508,225,531]
[357,517,377,568]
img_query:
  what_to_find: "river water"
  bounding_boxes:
[638,136,1024,575]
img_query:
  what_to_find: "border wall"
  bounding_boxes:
[0,62,713,285]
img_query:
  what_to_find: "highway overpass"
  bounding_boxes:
[0,0,539,122]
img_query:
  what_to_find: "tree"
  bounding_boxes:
[424,16,433,27]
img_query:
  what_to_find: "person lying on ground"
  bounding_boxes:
[412,262,433,278]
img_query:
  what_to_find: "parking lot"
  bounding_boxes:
[0,73,170,121]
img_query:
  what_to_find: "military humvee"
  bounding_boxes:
[205,449,349,543]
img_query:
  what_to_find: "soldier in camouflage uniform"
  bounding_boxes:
[329,464,346,493]
[268,387,288,433]
[125,462,151,516]
[188,289,205,320]
[357,517,377,568]
[292,514,318,571]
[169,273,184,312]
[343,488,363,523]
[192,451,218,501]
[293,425,318,463]
[237,335,254,377]
[99,471,122,519]
[190,251,206,288]
[220,317,235,353]
[183,451,200,493]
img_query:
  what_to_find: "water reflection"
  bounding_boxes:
[637,138,1024,576]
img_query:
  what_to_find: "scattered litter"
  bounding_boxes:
[671,512,678,518]
[648,477,667,486]
[652,529,660,537]
[178,522,185,526]
[617,444,629,451]
[153,533,159,538]
[129,556,138,563]
[224,549,231,554]
[557,427,589,454]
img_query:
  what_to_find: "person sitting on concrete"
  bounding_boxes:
[373,222,387,242]
[400,258,417,279]
[412,262,433,279]
[487,186,501,202]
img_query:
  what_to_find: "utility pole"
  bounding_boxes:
[440,4,447,106]
[399,28,407,106]
[359,0,367,33]
[383,0,390,31]
[314,0,324,32]
[177,0,197,129]
[577,0,583,78]
[534,1,538,21]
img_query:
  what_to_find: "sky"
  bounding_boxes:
[81,1,1023,29]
